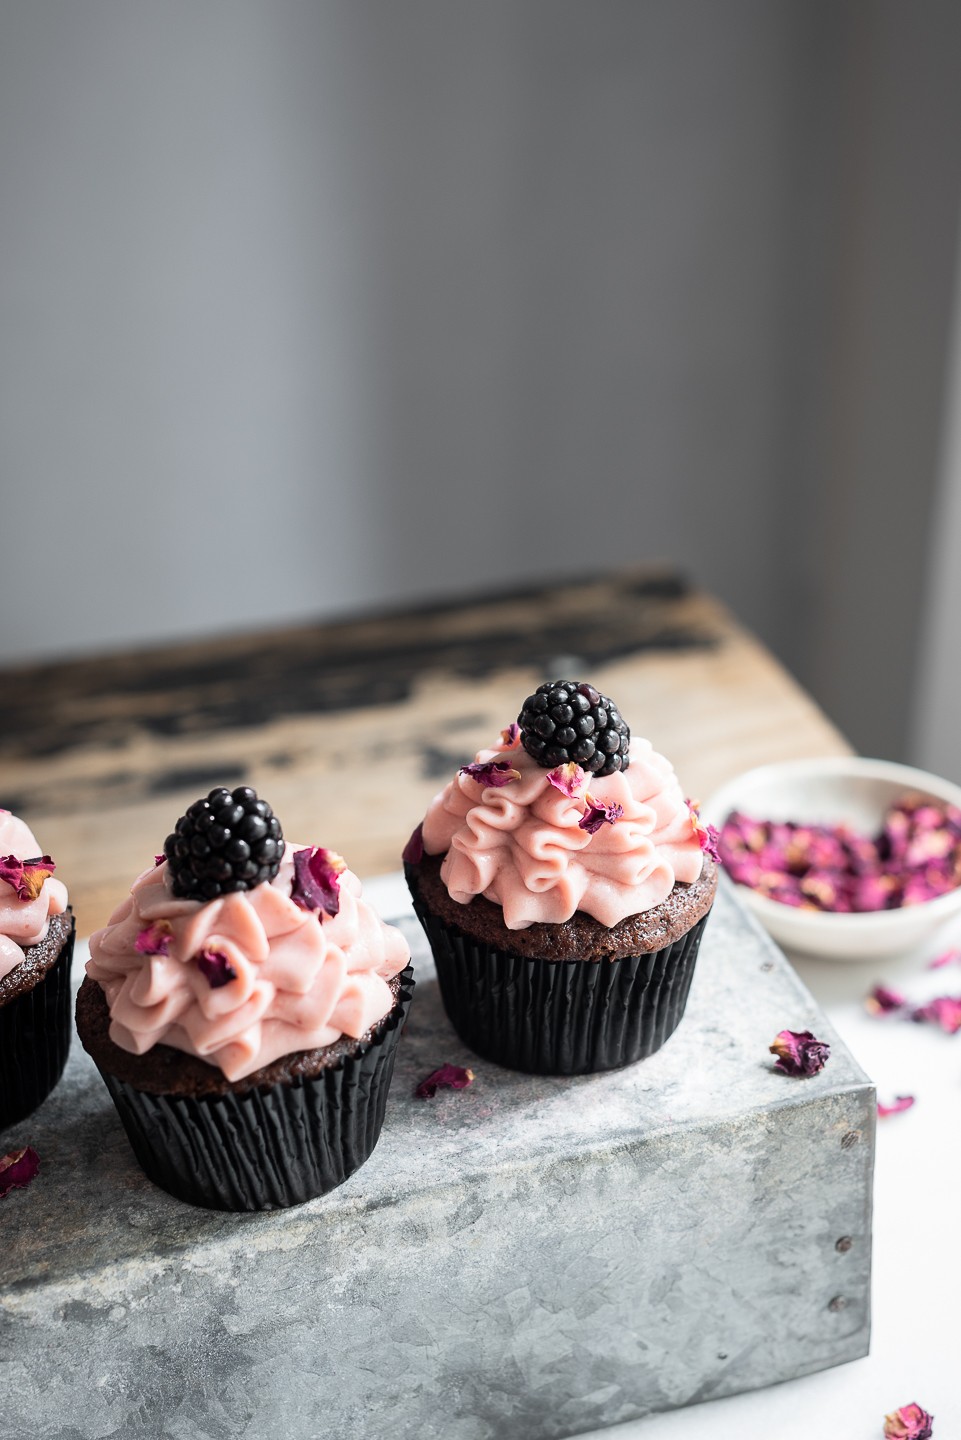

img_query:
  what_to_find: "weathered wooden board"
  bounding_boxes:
[0,570,847,933]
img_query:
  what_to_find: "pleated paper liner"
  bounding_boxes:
[406,868,710,1074]
[96,965,414,1212]
[0,910,75,1130]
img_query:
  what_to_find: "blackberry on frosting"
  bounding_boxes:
[517,680,631,776]
[163,786,284,900]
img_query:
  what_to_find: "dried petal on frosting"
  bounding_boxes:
[548,763,586,799]
[578,795,624,835]
[499,723,521,749]
[0,854,56,902]
[415,1064,475,1099]
[864,984,908,1016]
[459,760,522,789]
[769,1029,830,1076]
[402,823,425,865]
[154,854,165,867]
[878,1095,916,1118]
[0,1146,40,1198]
[196,949,237,989]
[883,1403,934,1439]
[911,995,961,1034]
[292,846,346,918]
[686,800,722,863]
[135,920,173,957]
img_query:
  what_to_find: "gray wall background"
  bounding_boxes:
[3,2,960,763]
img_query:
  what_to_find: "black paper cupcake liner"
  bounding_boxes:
[406,875,709,1074]
[0,912,75,1130]
[97,965,414,1211]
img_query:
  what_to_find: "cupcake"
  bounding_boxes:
[77,787,413,1211]
[404,681,718,1075]
[0,810,74,1129]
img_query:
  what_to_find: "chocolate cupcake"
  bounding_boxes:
[77,787,413,1210]
[404,682,718,1075]
[0,811,74,1130]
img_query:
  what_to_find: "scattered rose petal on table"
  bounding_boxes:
[415,1064,475,1099]
[769,1029,831,1077]
[911,996,961,1035]
[0,1146,40,1198]
[877,1095,916,1118]
[883,1401,934,1438]
[927,948,960,970]
[864,984,908,1016]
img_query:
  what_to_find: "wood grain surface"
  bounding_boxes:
[0,569,848,933]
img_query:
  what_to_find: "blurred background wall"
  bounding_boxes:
[2,2,960,769]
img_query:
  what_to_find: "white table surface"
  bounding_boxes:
[365,873,961,1440]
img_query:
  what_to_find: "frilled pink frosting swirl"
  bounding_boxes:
[0,812,69,979]
[422,738,704,929]
[87,846,410,1082]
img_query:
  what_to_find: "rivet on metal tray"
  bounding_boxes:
[841,1130,861,1149]
[828,1295,847,1312]
[835,1236,853,1253]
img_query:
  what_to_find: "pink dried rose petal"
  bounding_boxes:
[195,949,237,988]
[0,854,56,902]
[499,722,521,749]
[154,853,166,867]
[769,1029,831,1077]
[911,995,961,1034]
[0,1146,40,1198]
[579,795,624,835]
[402,823,425,865]
[927,948,960,970]
[548,763,586,799]
[135,920,173,957]
[291,846,346,918]
[864,984,908,1016]
[883,1402,934,1439]
[686,800,721,862]
[459,760,522,788]
[878,1095,916,1118]
[414,1064,475,1099]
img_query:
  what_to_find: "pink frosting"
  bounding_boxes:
[0,812,69,980]
[86,846,410,1082]
[422,739,704,929]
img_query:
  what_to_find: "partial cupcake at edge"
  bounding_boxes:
[404,680,718,1075]
[76,786,413,1211]
[0,810,74,1129]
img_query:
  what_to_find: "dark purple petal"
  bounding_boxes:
[0,1146,40,1198]
[459,761,522,789]
[883,1403,934,1439]
[499,723,521,749]
[291,846,346,918]
[195,949,237,988]
[0,854,56,902]
[547,763,586,799]
[578,795,625,835]
[402,823,424,865]
[864,984,907,1016]
[911,995,961,1034]
[135,921,173,957]
[878,1095,916,1118]
[769,1028,831,1077]
[154,853,166,867]
[414,1064,475,1099]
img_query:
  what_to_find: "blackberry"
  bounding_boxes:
[517,680,631,777]
[163,786,285,900]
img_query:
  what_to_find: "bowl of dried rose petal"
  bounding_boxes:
[704,757,961,958]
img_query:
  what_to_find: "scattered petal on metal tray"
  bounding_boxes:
[769,1029,830,1077]
[414,1064,475,1099]
[0,1146,40,1199]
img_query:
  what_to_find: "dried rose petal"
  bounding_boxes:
[883,1402,934,1439]
[0,1146,40,1198]
[135,920,173,957]
[0,854,56,902]
[878,1095,916,1118]
[548,763,586,799]
[402,823,424,865]
[414,1064,475,1099]
[686,800,721,862]
[911,995,961,1034]
[928,948,960,970]
[291,846,346,918]
[769,1029,831,1077]
[499,722,521,749]
[579,795,624,835]
[459,760,521,788]
[195,949,237,988]
[154,853,166,867]
[864,984,907,1016]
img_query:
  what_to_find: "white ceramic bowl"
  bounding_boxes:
[703,757,961,959]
